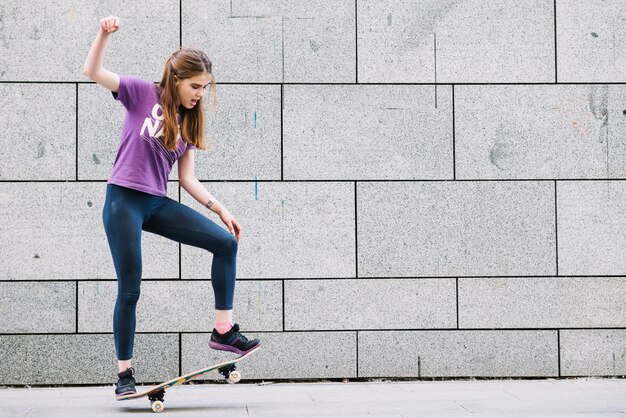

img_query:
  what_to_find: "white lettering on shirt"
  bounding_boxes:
[140,103,166,138]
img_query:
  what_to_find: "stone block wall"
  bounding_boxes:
[0,0,624,385]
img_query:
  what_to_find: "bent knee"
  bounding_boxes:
[221,234,238,255]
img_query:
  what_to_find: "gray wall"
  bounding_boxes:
[1,0,625,385]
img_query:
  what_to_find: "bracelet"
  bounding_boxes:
[205,198,216,209]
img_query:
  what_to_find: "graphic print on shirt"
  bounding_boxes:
[140,103,181,166]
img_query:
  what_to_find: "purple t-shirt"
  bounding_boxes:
[108,74,196,196]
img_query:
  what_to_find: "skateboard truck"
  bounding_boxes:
[148,389,165,413]
[218,364,241,383]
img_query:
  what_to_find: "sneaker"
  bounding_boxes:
[209,323,261,355]
[115,367,136,397]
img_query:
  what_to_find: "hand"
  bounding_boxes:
[100,16,120,34]
[218,209,242,241]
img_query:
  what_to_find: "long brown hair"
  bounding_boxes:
[157,47,217,151]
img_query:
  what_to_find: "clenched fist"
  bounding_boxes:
[100,15,120,34]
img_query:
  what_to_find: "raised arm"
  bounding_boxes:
[82,15,121,93]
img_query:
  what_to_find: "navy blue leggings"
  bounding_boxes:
[102,183,238,360]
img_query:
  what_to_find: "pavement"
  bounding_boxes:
[0,377,624,417]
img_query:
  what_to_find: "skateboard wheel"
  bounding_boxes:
[151,400,165,413]
[218,364,237,380]
[228,370,241,384]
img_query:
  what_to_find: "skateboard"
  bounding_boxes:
[116,345,260,413]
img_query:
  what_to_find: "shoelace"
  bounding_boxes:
[232,325,249,343]
[236,332,249,343]
[119,367,135,385]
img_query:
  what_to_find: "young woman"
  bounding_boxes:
[82,15,261,397]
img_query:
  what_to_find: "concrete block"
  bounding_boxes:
[557,0,626,82]
[182,332,357,379]
[283,85,453,180]
[0,282,75,333]
[358,0,554,83]
[456,85,626,179]
[0,334,178,384]
[0,182,179,279]
[0,1,178,81]
[557,181,626,275]
[285,279,456,330]
[190,84,282,181]
[0,84,75,180]
[180,182,355,279]
[561,329,626,376]
[357,181,556,277]
[459,277,626,328]
[79,83,281,182]
[359,330,558,377]
[78,280,282,332]
[78,81,185,180]
[183,0,355,83]
[78,81,183,180]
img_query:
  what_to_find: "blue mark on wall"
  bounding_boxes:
[281,199,285,243]
[254,175,259,200]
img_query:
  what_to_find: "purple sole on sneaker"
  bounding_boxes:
[208,341,260,356]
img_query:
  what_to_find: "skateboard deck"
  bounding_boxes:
[116,345,260,413]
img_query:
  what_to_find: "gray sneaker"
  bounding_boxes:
[115,367,136,397]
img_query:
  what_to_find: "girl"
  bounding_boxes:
[82,15,261,397]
